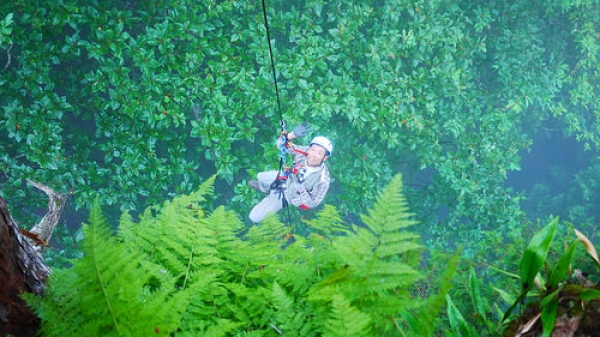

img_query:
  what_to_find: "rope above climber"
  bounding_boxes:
[252,1,332,223]
[248,122,332,223]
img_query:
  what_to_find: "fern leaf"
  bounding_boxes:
[24,268,84,336]
[309,174,425,333]
[323,294,372,337]
[271,281,298,334]
[245,216,292,279]
[30,174,437,336]
[122,181,251,290]
[304,205,351,237]
[234,331,266,337]
[360,174,417,233]
[204,320,244,337]
[33,199,188,336]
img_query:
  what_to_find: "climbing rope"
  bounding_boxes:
[261,0,285,128]
[261,0,293,224]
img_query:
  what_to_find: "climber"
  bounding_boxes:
[248,122,332,223]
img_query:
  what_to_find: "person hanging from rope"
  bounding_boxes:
[248,122,332,223]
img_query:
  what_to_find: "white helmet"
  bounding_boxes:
[310,136,332,156]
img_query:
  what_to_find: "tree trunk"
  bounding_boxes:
[0,181,68,337]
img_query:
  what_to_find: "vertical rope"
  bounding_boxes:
[261,0,292,226]
[261,0,285,132]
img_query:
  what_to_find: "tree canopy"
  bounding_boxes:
[0,0,599,248]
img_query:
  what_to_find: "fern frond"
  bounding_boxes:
[234,331,266,337]
[323,294,372,337]
[175,319,241,337]
[30,174,440,336]
[33,199,187,336]
[176,280,248,337]
[246,215,290,245]
[197,206,250,279]
[268,281,319,337]
[161,174,216,215]
[244,216,292,281]
[120,175,217,262]
[120,180,249,290]
[360,174,417,232]
[204,320,243,337]
[271,281,297,330]
[24,268,84,336]
[307,174,426,333]
[304,205,351,237]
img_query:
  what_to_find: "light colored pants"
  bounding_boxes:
[249,170,288,222]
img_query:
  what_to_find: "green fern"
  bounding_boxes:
[26,174,444,337]
[323,294,372,337]
[24,268,84,336]
[308,174,425,333]
[303,205,351,238]
[244,215,294,282]
[120,175,247,290]
[124,179,267,334]
[27,199,187,336]
[269,281,314,336]
[234,331,265,337]
[119,175,217,263]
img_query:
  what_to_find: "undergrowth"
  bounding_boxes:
[25,174,457,336]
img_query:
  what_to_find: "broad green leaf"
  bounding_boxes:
[548,240,578,288]
[493,286,516,306]
[486,265,520,279]
[540,297,558,337]
[503,218,558,323]
[539,287,561,308]
[501,289,528,323]
[579,289,600,301]
[469,267,487,325]
[446,294,480,337]
[519,217,558,291]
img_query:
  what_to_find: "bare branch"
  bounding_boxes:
[26,179,70,247]
[3,42,12,70]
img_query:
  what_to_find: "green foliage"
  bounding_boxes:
[26,199,187,336]
[2,0,599,333]
[519,217,558,292]
[468,267,488,328]
[303,205,350,238]
[443,266,502,337]
[435,217,600,337]
[323,294,372,337]
[308,175,425,332]
[446,294,481,337]
[43,224,84,268]
[404,250,460,337]
[1,0,598,247]
[547,238,579,288]
[498,217,600,336]
[502,218,559,325]
[0,12,12,47]
[26,174,452,336]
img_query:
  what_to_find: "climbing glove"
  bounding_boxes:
[293,122,312,138]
